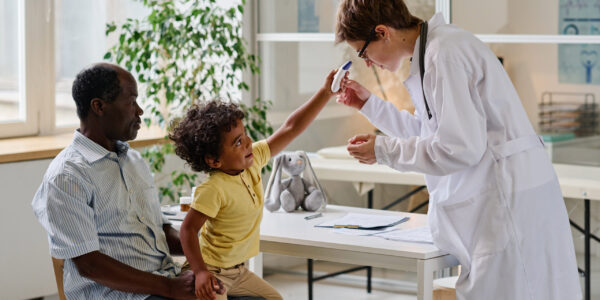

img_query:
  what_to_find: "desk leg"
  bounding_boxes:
[368,190,373,209]
[417,259,434,300]
[585,199,590,300]
[248,253,263,278]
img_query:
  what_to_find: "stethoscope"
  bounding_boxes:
[419,21,433,120]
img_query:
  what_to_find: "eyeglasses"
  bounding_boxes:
[357,27,376,60]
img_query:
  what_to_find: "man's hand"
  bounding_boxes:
[337,79,371,110]
[167,270,196,300]
[347,134,377,164]
[194,270,221,300]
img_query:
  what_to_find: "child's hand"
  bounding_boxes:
[337,79,371,110]
[321,69,338,97]
[194,270,218,300]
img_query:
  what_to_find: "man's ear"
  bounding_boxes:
[89,98,105,117]
[205,155,221,169]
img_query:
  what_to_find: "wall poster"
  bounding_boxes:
[559,0,600,84]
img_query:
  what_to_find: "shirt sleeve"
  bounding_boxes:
[360,93,422,139]
[251,140,271,169]
[374,58,487,176]
[36,174,100,259]
[191,184,222,218]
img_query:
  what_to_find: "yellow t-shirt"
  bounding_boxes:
[191,140,271,268]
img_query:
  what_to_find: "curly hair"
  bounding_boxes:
[169,101,245,173]
[72,64,122,119]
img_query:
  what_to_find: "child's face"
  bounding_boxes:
[215,118,253,175]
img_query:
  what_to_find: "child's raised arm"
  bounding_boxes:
[266,70,337,156]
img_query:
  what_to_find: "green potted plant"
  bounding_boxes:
[105,0,272,203]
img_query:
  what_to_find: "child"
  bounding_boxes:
[170,70,337,300]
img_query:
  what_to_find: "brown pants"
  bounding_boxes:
[206,263,282,300]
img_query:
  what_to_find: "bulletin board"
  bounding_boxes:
[558,0,600,84]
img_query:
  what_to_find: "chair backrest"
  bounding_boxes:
[51,257,67,300]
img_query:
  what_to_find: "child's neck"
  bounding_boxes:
[218,168,245,176]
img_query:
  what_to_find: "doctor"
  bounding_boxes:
[335,1,581,299]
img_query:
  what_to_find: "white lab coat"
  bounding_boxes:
[360,13,581,300]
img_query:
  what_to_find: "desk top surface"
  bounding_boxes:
[260,205,445,260]
[310,149,600,201]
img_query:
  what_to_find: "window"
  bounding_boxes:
[0,0,148,138]
[255,0,435,124]
[0,0,24,127]
[54,0,149,128]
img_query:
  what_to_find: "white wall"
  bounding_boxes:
[0,158,57,299]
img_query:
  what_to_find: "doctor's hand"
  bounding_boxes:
[347,134,377,164]
[337,79,371,110]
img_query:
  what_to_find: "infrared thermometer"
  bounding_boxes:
[330,60,352,93]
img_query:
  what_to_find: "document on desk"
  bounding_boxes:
[332,227,398,236]
[316,213,409,229]
[372,226,433,244]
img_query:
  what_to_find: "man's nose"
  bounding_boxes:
[136,102,143,116]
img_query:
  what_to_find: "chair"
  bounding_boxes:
[433,276,458,300]
[51,257,67,300]
[51,257,264,300]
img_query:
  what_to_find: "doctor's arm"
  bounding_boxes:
[349,59,487,175]
[339,79,421,138]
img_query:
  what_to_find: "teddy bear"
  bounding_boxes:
[265,151,326,212]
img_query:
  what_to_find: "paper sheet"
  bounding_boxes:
[331,227,398,236]
[372,226,433,244]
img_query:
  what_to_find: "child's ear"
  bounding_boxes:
[205,155,221,169]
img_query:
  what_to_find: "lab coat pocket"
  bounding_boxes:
[441,188,511,258]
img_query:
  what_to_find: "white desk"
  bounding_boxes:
[260,205,458,300]
[168,205,458,300]
[309,149,600,300]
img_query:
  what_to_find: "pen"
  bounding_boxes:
[304,213,323,220]
[333,225,360,229]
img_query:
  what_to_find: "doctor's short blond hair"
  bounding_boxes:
[335,0,422,43]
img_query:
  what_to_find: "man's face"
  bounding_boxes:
[102,70,143,142]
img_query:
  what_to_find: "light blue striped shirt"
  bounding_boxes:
[32,130,180,300]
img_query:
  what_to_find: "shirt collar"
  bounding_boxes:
[72,130,130,163]
[409,12,447,76]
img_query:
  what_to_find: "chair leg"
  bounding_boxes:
[51,257,67,300]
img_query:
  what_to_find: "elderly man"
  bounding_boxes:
[32,63,205,300]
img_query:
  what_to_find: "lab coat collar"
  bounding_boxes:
[409,13,447,77]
